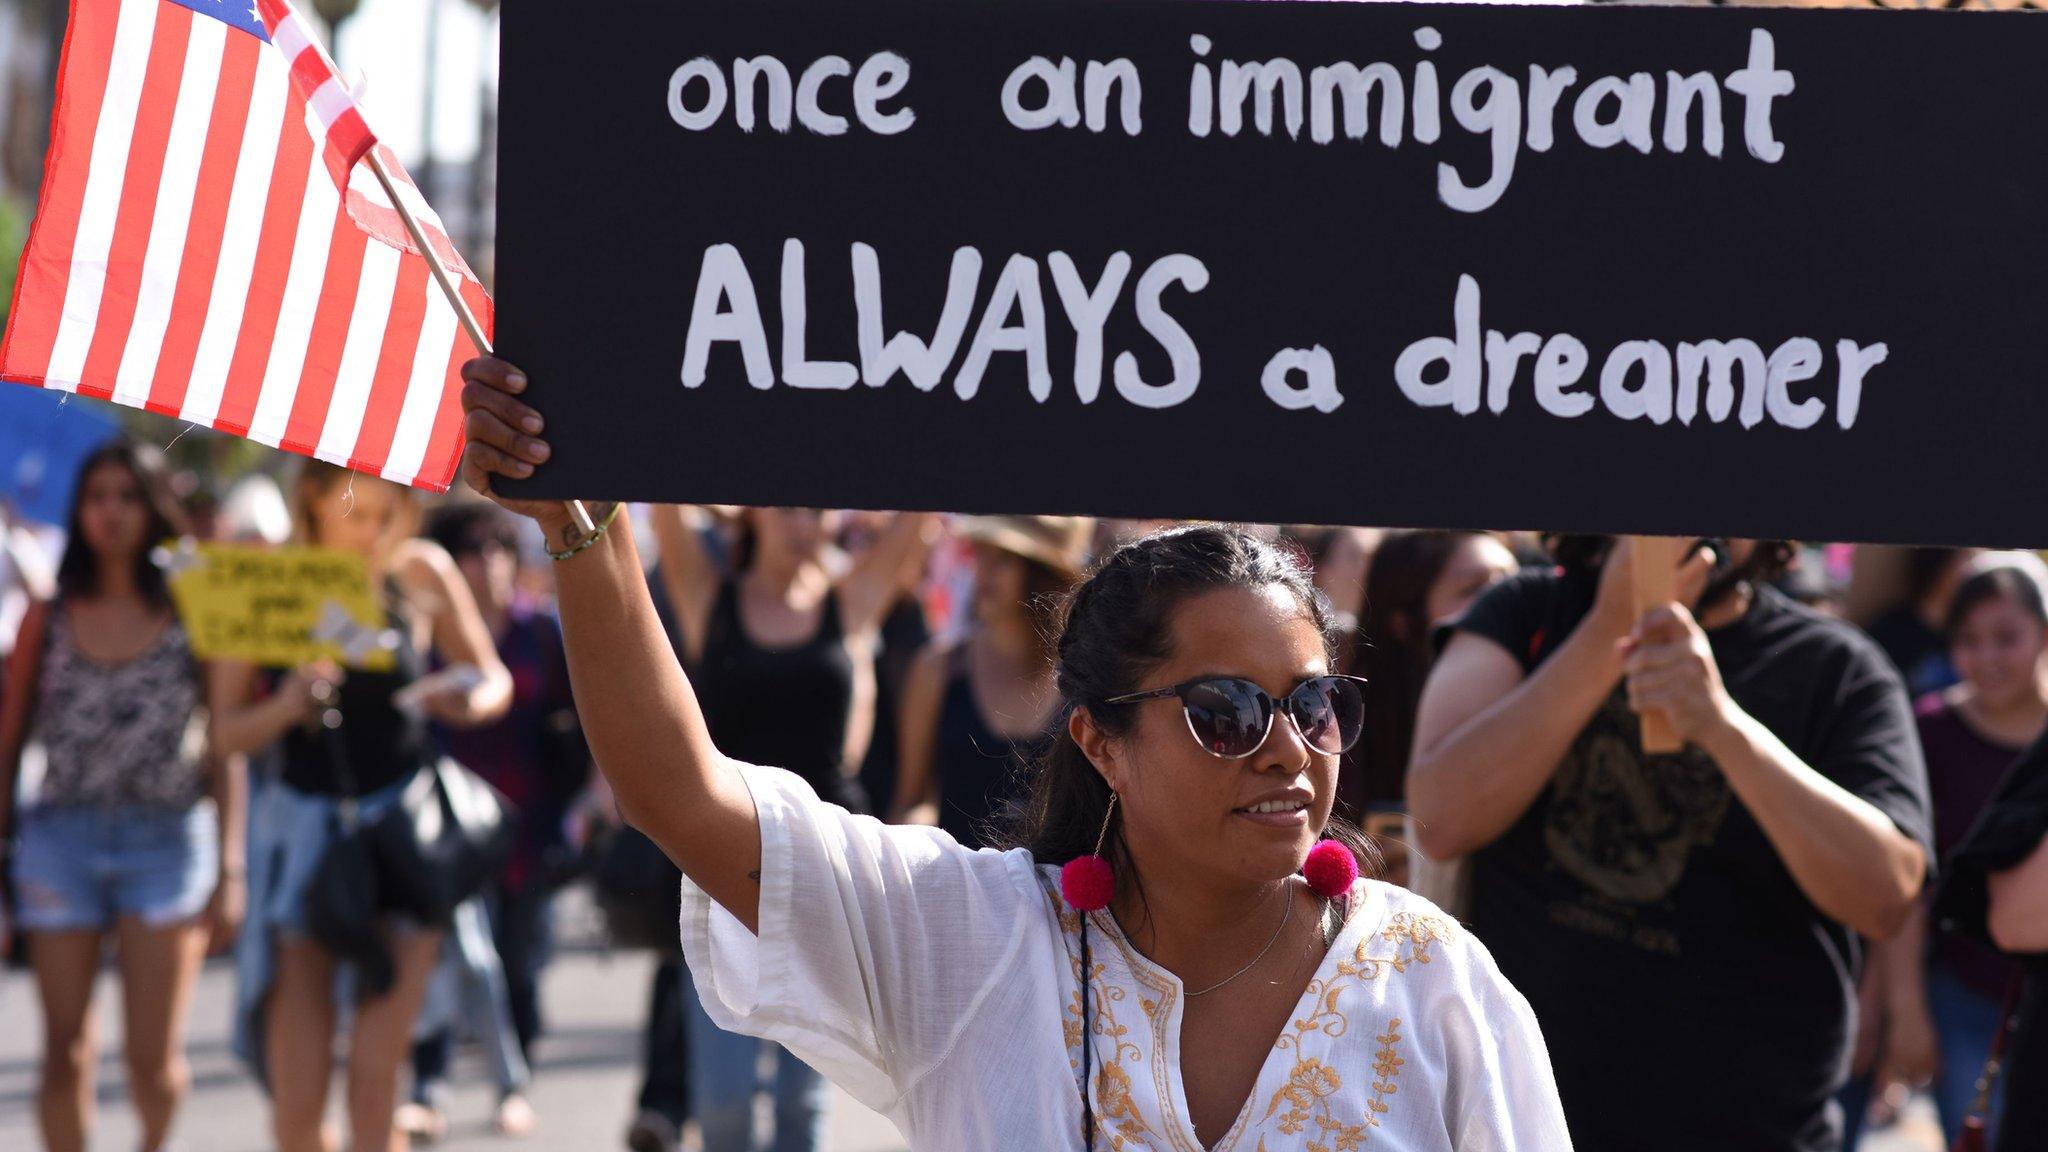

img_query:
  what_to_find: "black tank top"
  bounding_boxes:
[279,589,434,798]
[934,650,1051,849]
[695,579,866,813]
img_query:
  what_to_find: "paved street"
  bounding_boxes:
[0,889,1941,1152]
[0,891,906,1152]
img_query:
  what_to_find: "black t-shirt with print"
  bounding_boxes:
[1448,568,1932,1152]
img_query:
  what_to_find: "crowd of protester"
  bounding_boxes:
[1,437,2045,1152]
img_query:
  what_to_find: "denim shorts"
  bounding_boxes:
[250,776,409,939]
[10,803,220,931]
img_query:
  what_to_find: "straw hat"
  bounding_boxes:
[955,515,1093,577]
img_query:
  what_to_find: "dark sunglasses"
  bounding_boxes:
[1102,674,1368,760]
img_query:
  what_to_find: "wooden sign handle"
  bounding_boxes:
[1629,535,1686,755]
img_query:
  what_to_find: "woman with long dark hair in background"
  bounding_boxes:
[890,516,1088,848]
[0,439,243,1152]
[1347,530,1517,811]
[1342,530,1516,883]
[646,502,933,1152]
[453,352,1573,1150]
[213,462,510,1152]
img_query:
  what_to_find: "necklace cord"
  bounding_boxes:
[1184,885,1295,998]
[1078,882,1342,1147]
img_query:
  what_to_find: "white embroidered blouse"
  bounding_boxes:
[681,764,1573,1151]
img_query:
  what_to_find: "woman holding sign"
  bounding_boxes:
[456,356,1572,1151]
[210,461,511,1152]
[0,439,243,1152]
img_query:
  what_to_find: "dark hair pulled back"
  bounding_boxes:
[1006,525,1380,1147]
[998,523,1378,880]
[1352,530,1493,810]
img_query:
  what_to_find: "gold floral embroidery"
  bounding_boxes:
[1263,1057,1342,1130]
[1089,912,1208,1152]
[1256,1019,1404,1152]
[1278,911,1447,1053]
[1261,912,1443,1149]
[1043,871,1448,1152]
[1062,942,1145,1070]
[1045,875,1157,1149]
[1097,1059,1154,1143]
[1369,1019,1405,1116]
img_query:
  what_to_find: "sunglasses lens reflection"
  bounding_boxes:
[1290,676,1365,755]
[1182,679,1271,758]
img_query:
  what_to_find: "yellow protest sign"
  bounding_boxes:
[164,542,396,671]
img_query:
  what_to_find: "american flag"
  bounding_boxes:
[0,0,491,492]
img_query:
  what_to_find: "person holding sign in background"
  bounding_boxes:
[0,440,244,1152]
[456,355,1573,1151]
[645,500,934,1152]
[1408,536,1932,1152]
[210,461,511,1152]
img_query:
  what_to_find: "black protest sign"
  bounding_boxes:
[494,0,2048,548]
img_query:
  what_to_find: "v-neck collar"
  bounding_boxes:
[1084,882,1385,1152]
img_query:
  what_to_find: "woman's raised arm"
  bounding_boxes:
[887,640,952,825]
[459,357,766,930]
[391,537,514,727]
[646,504,724,664]
[839,512,938,636]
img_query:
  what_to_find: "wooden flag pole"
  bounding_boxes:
[366,150,596,537]
[1629,535,1685,754]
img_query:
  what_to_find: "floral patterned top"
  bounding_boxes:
[30,606,205,810]
[681,763,1573,1152]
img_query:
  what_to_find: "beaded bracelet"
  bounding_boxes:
[547,501,622,562]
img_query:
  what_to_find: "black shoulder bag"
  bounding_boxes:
[304,710,513,996]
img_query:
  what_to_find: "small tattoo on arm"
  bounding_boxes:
[748,869,761,883]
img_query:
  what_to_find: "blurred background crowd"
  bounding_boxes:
[2,424,2044,1151]
[3,3,2045,1152]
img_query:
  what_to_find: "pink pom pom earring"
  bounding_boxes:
[1061,793,1119,912]
[1302,838,1359,900]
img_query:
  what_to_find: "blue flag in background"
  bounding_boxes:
[0,386,120,526]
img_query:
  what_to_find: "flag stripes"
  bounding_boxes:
[1,0,490,492]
